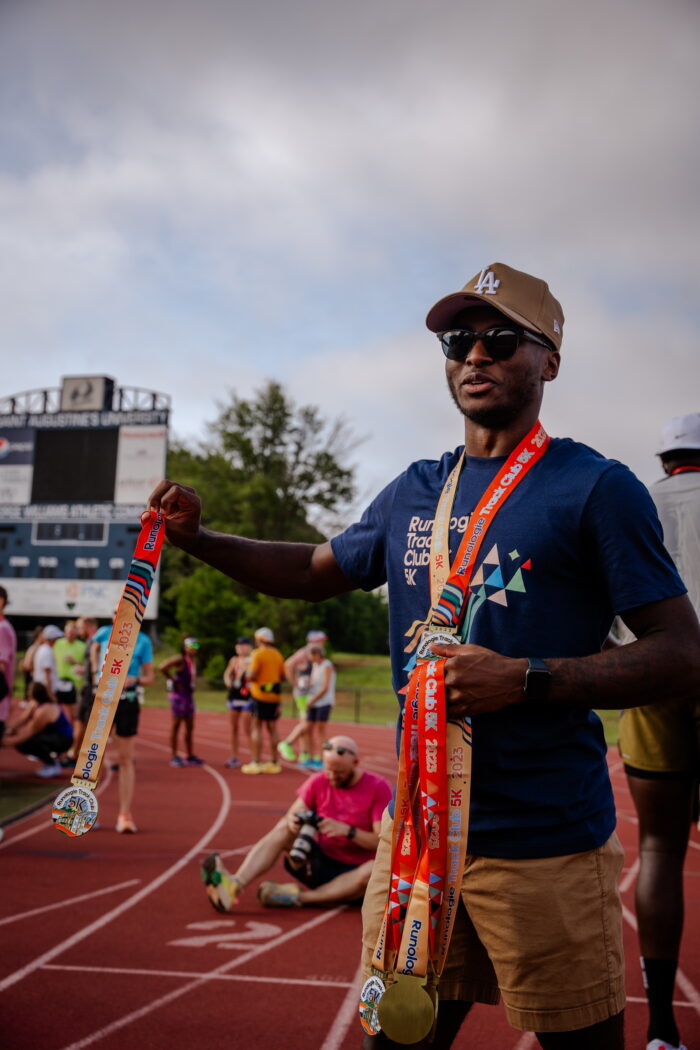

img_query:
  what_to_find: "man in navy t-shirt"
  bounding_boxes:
[147,263,700,1050]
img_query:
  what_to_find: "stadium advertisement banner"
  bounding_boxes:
[2,577,160,619]
[0,427,35,505]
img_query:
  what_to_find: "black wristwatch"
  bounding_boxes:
[523,657,551,703]
[347,825,357,840]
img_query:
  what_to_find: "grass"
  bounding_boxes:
[144,649,621,744]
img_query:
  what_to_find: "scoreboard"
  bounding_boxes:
[0,376,169,619]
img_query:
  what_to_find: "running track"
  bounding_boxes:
[2,708,699,1049]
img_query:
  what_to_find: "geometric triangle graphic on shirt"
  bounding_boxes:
[483,544,500,566]
[485,566,504,589]
[471,565,485,586]
[487,588,509,606]
[505,568,526,593]
[521,558,532,570]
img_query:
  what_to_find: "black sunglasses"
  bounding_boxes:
[322,742,356,756]
[438,325,553,363]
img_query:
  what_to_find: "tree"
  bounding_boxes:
[159,381,388,659]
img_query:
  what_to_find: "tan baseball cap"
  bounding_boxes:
[425,263,564,351]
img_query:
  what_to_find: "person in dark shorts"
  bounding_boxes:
[619,412,700,1050]
[223,635,253,768]
[201,734,391,909]
[159,636,204,767]
[92,613,154,833]
[241,627,286,775]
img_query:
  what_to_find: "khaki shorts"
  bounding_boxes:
[362,809,625,1033]
[619,698,700,777]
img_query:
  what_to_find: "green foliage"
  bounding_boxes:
[160,380,388,654]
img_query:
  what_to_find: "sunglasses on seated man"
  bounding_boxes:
[438,325,554,363]
[322,742,356,756]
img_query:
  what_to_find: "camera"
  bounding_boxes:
[288,809,320,867]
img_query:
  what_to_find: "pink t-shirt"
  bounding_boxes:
[0,616,17,721]
[297,770,393,866]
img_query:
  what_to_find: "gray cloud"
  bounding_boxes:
[0,0,698,523]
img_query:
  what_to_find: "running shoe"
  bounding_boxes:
[298,752,311,764]
[309,757,324,771]
[646,1041,688,1050]
[170,756,185,767]
[257,881,302,908]
[37,762,62,778]
[277,741,296,762]
[185,755,204,765]
[224,756,241,768]
[201,852,242,913]
[115,814,138,834]
[260,762,282,774]
[241,761,263,774]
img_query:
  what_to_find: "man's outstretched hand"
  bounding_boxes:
[145,480,202,551]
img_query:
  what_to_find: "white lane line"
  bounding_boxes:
[0,766,116,850]
[44,963,352,988]
[0,762,231,993]
[319,961,364,1050]
[622,903,700,1014]
[56,906,345,1050]
[618,856,639,895]
[0,880,140,927]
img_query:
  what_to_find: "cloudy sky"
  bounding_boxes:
[1,0,698,525]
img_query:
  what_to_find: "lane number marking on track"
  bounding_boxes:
[169,919,282,949]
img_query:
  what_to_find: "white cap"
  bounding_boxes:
[254,626,274,643]
[43,624,64,641]
[306,630,328,643]
[657,413,700,455]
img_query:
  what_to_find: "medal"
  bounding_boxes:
[415,627,459,663]
[358,974,386,1036]
[52,785,99,837]
[377,972,436,1044]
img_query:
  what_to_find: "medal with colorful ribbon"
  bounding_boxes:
[51,510,165,837]
[360,421,549,1042]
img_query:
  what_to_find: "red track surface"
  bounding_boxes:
[2,707,699,1050]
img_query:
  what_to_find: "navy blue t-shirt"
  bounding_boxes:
[331,438,685,859]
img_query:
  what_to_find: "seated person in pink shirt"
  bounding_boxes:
[201,734,392,908]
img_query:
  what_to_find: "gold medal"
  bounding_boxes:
[377,972,436,1044]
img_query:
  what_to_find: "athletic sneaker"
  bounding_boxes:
[309,757,324,771]
[170,756,185,767]
[224,756,241,768]
[201,852,242,913]
[277,741,296,762]
[260,762,282,774]
[646,1041,688,1050]
[185,755,204,766]
[36,762,62,778]
[257,881,302,907]
[298,752,311,764]
[115,814,138,834]
[241,761,263,774]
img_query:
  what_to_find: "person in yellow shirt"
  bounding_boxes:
[242,627,286,775]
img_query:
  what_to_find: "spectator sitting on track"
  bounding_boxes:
[2,681,73,778]
[201,734,392,909]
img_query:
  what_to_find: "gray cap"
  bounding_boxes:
[657,413,700,455]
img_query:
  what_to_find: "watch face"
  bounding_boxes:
[525,662,550,702]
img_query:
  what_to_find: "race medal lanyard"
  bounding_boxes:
[360,421,550,1042]
[52,511,165,837]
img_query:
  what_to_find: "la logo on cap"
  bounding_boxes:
[474,269,501,295]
